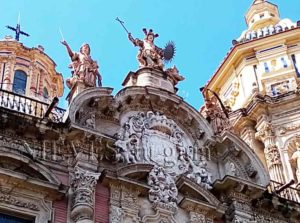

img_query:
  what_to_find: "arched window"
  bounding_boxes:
[13,70,27,95]
[43,87,49,99]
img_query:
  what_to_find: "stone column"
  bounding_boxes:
[70,165,100,223]
[255,119,284,183]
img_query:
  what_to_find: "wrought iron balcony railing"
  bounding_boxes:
[0,88,65,123]
[269,180,300,203]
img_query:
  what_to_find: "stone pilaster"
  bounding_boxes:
[109,184,123,223]
[241,125,256,149]
[29,62,39,96]
[109,184,140,223]
[255,117,284,183]
[2,54,16,91]
[225,196,253,223]
[70,165,100,223]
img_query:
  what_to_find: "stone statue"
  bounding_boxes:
[226,161,237,176]
[165,65,185,86]
[61,40,102,89]
[128,28,164,70]
[84,114,95,129]
[291,142,300,182]
[202,92,231,135]
[186,155,213,190]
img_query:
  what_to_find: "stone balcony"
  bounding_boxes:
[0,88,65,123]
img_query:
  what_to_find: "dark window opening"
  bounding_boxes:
[291,54,300,77]
[0,213,34,223]
[43,87,49,99]
[264,62,270,73]
[12,70,27,95]
[281,57,288,68]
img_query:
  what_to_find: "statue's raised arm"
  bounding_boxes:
[128,33,143,47]
[61,40,74,59]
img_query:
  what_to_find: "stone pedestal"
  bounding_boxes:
[66,81,87,104]
[122,68,176,93]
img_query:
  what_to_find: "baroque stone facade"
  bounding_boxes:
[203,0,300,220]
[0,1,300,222]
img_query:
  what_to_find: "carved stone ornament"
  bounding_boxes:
[70,165,101,222]
[264,144,281,168]
[186,155,213,190]
[110,206,123,223]
[114,111,213,189]
[148,166,178,210]
[0,193,39,211]
[202,95,231,135]
[84,114,96,129]
[190,212,206,223]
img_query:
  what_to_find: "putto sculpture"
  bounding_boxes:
[61,40,102,89]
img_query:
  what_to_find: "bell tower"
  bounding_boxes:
[245,0,280,30]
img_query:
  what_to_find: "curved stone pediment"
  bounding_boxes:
[215,131,270,187]
[67,86,213,142]
[0,150,61,186]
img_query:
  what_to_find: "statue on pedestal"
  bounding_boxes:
[61,41,102,89]
[116,18,184,87]
[128,28,164,70]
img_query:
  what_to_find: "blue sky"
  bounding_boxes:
[1,0,299,109]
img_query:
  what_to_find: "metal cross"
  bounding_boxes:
[6,14,29,41]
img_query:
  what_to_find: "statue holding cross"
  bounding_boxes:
[128,28,164,70]
[116,17,176,71]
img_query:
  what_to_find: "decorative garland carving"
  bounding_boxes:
[264,144,281,168]
[148,166,178,210]
[0,193,39,211]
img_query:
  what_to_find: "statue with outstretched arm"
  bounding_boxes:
[61,40,102,88]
